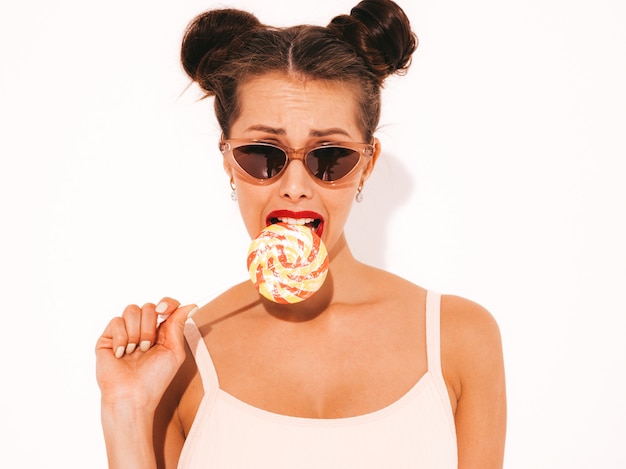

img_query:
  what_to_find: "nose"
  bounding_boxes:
[278,158,314,201]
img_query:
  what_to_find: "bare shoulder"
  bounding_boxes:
[440,295,504,400]
[353,263,428,303]
[440,295,507,466]
[192,280,259,329]
[440,295,502,346]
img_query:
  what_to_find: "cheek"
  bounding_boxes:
[329,178,361,205]
[233,180,270,237]
[325,186,358,224]
[331,188,356,207]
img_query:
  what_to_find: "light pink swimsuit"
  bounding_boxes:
[179,291,457,468]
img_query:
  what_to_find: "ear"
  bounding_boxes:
[361,137,381,183]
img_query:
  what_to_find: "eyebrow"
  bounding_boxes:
[245,125,285,135]
[245,125,351,138]
[310,128,351,138]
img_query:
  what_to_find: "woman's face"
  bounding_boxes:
[224,72,378,255]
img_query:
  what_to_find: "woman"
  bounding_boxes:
[96,1,506,467]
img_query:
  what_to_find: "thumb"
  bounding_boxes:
[156,304,198,358]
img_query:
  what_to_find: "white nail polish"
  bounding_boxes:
[155,302,168,314]
[115,346,125,359]
[156,313,171,326]
[187,307,199,319]
[139,340,151,352]
[125,343,137,354]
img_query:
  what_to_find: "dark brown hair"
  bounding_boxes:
[181,0,417,141]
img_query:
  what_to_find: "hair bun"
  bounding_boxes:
[328,0,417,81]
[181,9,262,94]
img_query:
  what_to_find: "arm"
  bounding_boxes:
[441,295,507,468]
[96,299,197,469]
[100,400,158,468]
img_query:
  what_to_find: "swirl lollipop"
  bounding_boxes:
[247,223,329,303]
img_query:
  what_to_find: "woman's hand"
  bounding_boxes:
[96,298,198,412]
[96,299,197,469]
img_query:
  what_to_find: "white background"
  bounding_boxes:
[1,0,624,467]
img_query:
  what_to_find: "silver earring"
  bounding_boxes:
[230,179,237,201]
[355,186,364,203]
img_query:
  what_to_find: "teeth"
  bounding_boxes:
[279,217,315,225]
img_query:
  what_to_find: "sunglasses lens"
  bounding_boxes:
[233,144,287,180]
[306,147,361,182]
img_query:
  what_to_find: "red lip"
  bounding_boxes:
[266,210,325,238]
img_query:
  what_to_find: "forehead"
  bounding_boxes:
[233,73,363,137]
[239,71,359,99]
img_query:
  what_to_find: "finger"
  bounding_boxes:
[154,297,181,324]
[156,304,198,365]
[121,304,142,354]
[98,316,130,359]
[138,303,158,352]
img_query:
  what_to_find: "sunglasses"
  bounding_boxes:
[219,139,375,184]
